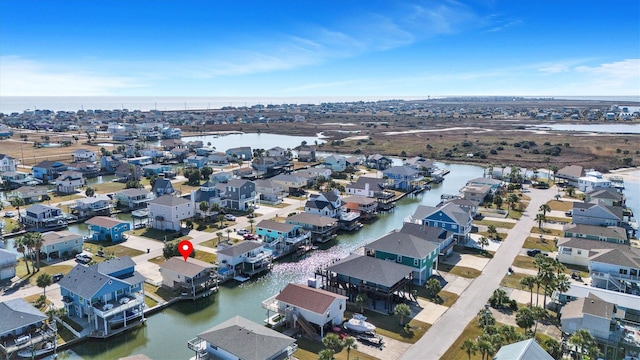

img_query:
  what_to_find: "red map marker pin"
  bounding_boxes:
[178,240,193,261]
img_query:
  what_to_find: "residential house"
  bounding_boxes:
[366,154,392,170]
[266,146,287,157]
[21,204,68,231]
[317,254,414,311]
[216,241,272,281]
[142,164,170,177]
[262,283,347,338]
[100,154,124,173]
[0,249,17,281]
[0,299,48,355]
[295,167,332,181]
[556,165,583,187]
[493,339,553,360]
[210,171,234,184]
[170,148,190,162]
[140,148,162,159]
[285,213,338,243]
[56,170,85,193]
[112,131,135,142]
[161,127,182,139]
[578,170,612,193]
[190,180,223,218]
[403,157,436,176]
[185,140,204,150]
[589,246,640,294]
[399,222,456,257]
[561,294,617,342]
[444,198,480,218]
[271,174,309,195]
[382,166,422,191]
[466,177,503,192]
[160,139,183,150]
[345,176,388,198]
[232,167,255,180]
[459,184,491,203]
[408,202,473,241]
[126,156,152,167]
[256,219,311,259]
[556,237,629,268]
[1,172,37,189]
[151,178,175,197]
[207,152,229,166]
[86,216,131,242]
[159,257,217,299]
[220,179,257,211]
[296,146,316,162]
[72,149,96,162]
[187,316,297,360]
[586,188,625,207]
[148,195,193,231]
[305,191,343,218]
[185,155,208,169]
[115,188,154,209]
[253,179,285,205]
[324,155,347,172]
[364,231,439,285]
[342,195,377,220]
[0,154,19,172]
[114,163,142,182]
[58,257,146,338]
[41,230,84,261]
[572,202,624,227]
[563,223,628,244]
[195,147,215,157]
[12,185,48,203]
[68,161,99,178]
[32,160,67,182]
[225,147,252,161]
[553,283,640,324]
[251,156,292,177]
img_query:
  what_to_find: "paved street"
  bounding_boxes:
[399,186,556,359]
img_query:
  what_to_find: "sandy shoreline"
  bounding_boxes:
[608,166,640,181]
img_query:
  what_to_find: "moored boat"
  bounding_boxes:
[344,313,376,333]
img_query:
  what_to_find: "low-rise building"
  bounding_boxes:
[21,204,68,231]
[159,257,217,299]
[86,216,131,242]
[12,186,48,203]
[72,149,97,162]
[286,213,338,243]
[0,249,17,280]
[69,194,112,219]
[115,188,154,209]
[216,241,272,281]
[148,195,193,231]
[0,299,48,356]
[56,170,85,194]
[41,230,83,261]
[256,219,311,259]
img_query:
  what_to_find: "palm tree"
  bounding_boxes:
[215,232,223,246]
[317,349,335,360]
[498,324,519,343]
[9,197,25,222]
[555,273,571,304]
[476,339,494,360]
[14,235,31,274]
[393,303,411,325]
[217,214,224,229]
[460,339,476,360]
[535,213,546,230]
[536,262,555,309]
[341,336,357,360]
[225,228,232,241]
[355,293,369,313]
[36,273,52,297]
[544,338,562,360]
[515,307,535,335]
[531,305,547,335]
[519,276,536,307]
[85,186,96,197]
[425,278,442,300]
[478,236,489,251]
[248,219,255,232]
[487,224,498,240]
[549,165,558,183]
[477,307,495,328]
[566,186,576,197]
[507,193,519,211]
[28,232,44,271]
[539,204,551,217]
[322,333,341,353]
[569,329,598,360]
[199,201,209,220]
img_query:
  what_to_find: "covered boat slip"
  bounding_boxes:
[315,254,415,312]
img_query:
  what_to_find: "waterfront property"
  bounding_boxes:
[316,254,414,311]
[148,195,193,231]
[366,154,392,170]
[408,202,473,242]
[225,146,252,161]
[0,298,49,357]
[561,293,617,342]
[0,249,17,280]
[556,165,584,187]
[115,188,154,209]
[219,179,257,211]
[1,171,39,189]
[578,170,612,193]
[270,174,308,195]
[58,256,146,338]
[589,247,640,294]
[56,170,85,194]
[493,339,553,360]
[72,149,97,163]
[262,282,347,338]
[253,179,285,205]
[572,202,624,227]
[342,195,378,220]
[69,194,112,219]
[563,223,628,244]
[364,231,439,285]
[20,204,68,231]
[100,154,124,173]
[398,223,456,257]
[158,257,217,299]
[255,219,311,259]
[187,315,297,360]
[216,241,272,281]
[586,188,625,207]
[459,184,491,203]
[41,230,84,261]
[32,160,67,182]
[12,185,48,203]
[151,178,175,197]
[86,216,131,242]
[142,164,170,177]
[0,154,19,172]
[285,212,338,243]
[382,165,422,191]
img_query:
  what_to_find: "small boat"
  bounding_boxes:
[344,313,376,333]
[18,342,55,358]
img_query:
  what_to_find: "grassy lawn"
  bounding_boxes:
[144,282,178,302]
[563,264,590,279]
[129,228,187,241]
[441,320,485,360]
[453,245,494,259]
[172,180,201,194]
[530,227,563,237]
[92,181,126,193]
[200,238,221,249]
[344,310,430,344]
[500,273,542,293]
[544,216,572,224]
[434,290,459,308]
[507,209,524,219]
[267,202,291,209]
[546,199,574,212]
[145,295,158,308]
[294,337,378,360]
[512,255,537,270]
[523,236,558,252]
[82,242,145,259]
[437,263,482,279]
[194,250,217,264]
[148,256,165,265]
[23,293,52,310]
[473,219,516,229]
[15,260,74,286]
[476,231,508,241]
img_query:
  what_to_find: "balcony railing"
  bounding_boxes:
[91,292,144,318]
[283,231,311,245]
[261,294,280,313]
[591,270,640,282]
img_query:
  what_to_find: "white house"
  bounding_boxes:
[0,154,19,173]
[578,170,612,193]
[159,257,217,298]
[561,294,617,342]
[0,249,17,281]
[147,195,193,231]
[216,241,272,281]
[56,171,85,193]
[72,149,97,163]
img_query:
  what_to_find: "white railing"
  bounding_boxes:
[261,294,280,312]
[93,292,144,318]
[283,231,311,245]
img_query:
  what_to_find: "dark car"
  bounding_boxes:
[52,273,64,282]
[526,249,541,257]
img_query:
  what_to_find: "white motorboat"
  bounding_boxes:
[344,313,376,333]
[18,342,55,358]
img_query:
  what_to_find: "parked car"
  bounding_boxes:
[4,211,15,218]
[75,254,92,264]
[52,273,64,282]
[526,249,541,257]
[224,214,236,221]
[243,233,258,240]
[237,229,248,235]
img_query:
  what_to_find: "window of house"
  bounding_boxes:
[620,269,628,275]
[414,258,419,266]
[577,250,582,255]
[397,255,402,263]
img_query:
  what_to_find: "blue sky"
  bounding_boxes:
[1,0,638,97]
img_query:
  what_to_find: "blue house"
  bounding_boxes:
[32,160,67,181]
[151,178,175,197]
[409,202,473,241]
[85,216,131,242]
[0,299,48,348]
[100,154,124,173]
[382,165,422,191]
[142,164,170,177]
[58,256,146,338]
[185,155,208,169]
[225,147,252,161]
[255,219,311,259]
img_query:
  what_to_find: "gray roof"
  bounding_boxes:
[590,248,640,268]
[42,230,83,246]
[382,165,419,176]
[197,316,296,360]
[342,195,377,205]
[557,165,583,178]
[561,294,616,320]
[366,232,438,259]
[286,213,338,227]
[148,194,190,206]
[572,202,623,219]
[563,223,627,241]
[91,256,136,277]
[217,241,263,257]
[152,178,173,190]
[0,248,17,265]
[161,257,213,278]
[326,254,414,288]
[588,188,622,200]
[226,178,254,188]
[117,188,151,197]
[562,283,640,312]
[493,339,553,360]
[59,257,145,298]
[412,202,471,224]
[347,176,386,191]
[399,223,450,244]
[256,219,296,233]
[26,203,61,214]
[305,200,334,211]
[0,298,47,334]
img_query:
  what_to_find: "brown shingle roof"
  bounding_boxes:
[161,257,213,278]
[275,283,346,315]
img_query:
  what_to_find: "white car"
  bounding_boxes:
[4,211,15,218]
[224,214,236,221]
[237,229,248,235]
[102,303,114,311]
[119,297,130,304]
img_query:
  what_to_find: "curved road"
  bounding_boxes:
[400,186,555,359]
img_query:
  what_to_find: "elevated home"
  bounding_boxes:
[251,156,292,177]
[586,188,625,207]
[0,249,17,281]
[382,165,422,191]
[148,195,193,231]
[170,148,190,162]
[572,202,624,227]
[225,147,252,161]
[126,156,152,167]
[114,163,142,182]
[399,222,456,257]
[100,154,124,173]
[190,180,222,218]
[366,154,392,170]
[589,246,640,294]
[161,139,183,150]
[32,160,67,182]
[297,146,316,162]
[0,154,19,172]
[69,161,99,178]
[364,231,439,285]
[271,174,308,195]
[41,231,83,261]
[403,157,436,176]
[253,179,284,205]
[262,283,347,338]
[295,167,332,181]
[210,170,234,184]
[151,178,175,197]
[266,146,287,157]
[256,219,311,259]
[115,188,154,209]
[553,283,640,324]
[445,198,479,218]
[408,202,473,242]
[187,316,297,360]
[324,155,347,172]
[493,339,553,360]
[1,172,38,189]
[556,238,631,268]
[159,257,217,299]
[233,167,255,180]
[563,223,628,244]
[286,213,338,243]
[342,195,377,220]
[220,179,257,211]
[185,155,208,169]
[59,257,146,338]
[86,216,131,242]
[56,170,85,193]
[21,204,67,231]
[460,184,491,204]
[578,170,612,193]
[561,294,618,343]
[317,254,414,311]
[72,149,96,162]
[305,191,340,218]
[142,164,169,177]
[0,299,48,356]
[216,241,272,281]
[207,152,229,166]
[345,176,394,210]
[12,186,48,203]
[556,165,583,187]
[466,177,502,192]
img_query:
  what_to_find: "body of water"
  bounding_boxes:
[527,124,640,134]
[182,133,326,153]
